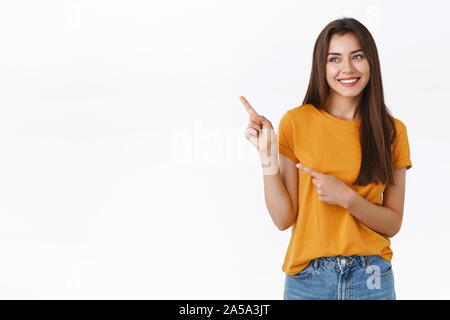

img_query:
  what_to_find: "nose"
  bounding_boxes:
[342,56,356,74]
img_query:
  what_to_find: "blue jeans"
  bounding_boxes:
[283,255,396,300]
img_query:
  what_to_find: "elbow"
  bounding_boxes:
[276,216,295,231]
[387,231,397,238]
[391,228,401,238]
[387,209,404,238]
[277,224,290,231]
[275,207,297,231]
[387,223,402,238]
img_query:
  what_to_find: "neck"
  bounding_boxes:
[324,91,362,121]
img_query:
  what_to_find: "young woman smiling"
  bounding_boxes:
[241,17,412,300]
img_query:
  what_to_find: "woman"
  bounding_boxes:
[240,17,412,300]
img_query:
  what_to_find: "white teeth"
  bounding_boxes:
[339,78,359,84]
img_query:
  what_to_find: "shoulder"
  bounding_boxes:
[389,117,412,157]
[391,117,408,140]
[282,104,316,121]
[392,117,407,131]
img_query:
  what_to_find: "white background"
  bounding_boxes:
[0,0,448,299]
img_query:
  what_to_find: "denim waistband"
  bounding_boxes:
[311,254,369,269]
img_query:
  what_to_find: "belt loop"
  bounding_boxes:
[360,256,367,268]
[313,258,319,269]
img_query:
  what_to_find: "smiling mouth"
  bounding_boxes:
[338,77,360,84]
[337,77,361,87]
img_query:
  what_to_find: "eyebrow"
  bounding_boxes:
[327,49,363,56]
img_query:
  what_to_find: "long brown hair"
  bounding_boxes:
[303,17,397,186]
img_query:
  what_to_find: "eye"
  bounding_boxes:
[329,57,339,62]
[353,54,364,60]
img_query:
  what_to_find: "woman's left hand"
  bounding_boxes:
[296,162,356,208]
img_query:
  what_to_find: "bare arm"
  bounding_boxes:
[261,153,298,231]
[343,167,407,238]
[240,96,298,231]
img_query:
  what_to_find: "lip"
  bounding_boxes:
[337,77,360,87]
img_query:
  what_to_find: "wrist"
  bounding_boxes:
[259,150,279,175]
[343,188,358,210]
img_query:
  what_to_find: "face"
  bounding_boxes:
[326,33,370,98]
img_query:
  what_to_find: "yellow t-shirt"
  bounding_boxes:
[277,104,413,276]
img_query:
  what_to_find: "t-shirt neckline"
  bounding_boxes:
[312,105,361,128]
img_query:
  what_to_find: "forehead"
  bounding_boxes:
[328,33,362,53]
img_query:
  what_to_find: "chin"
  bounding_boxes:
[330,87,362,98]
[337,91,362,97]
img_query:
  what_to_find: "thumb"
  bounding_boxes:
[254,114,273,129]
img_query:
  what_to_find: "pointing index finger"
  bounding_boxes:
[296,163,322,178]
[239,96,259,116]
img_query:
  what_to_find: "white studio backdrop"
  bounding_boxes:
[0,0,448,299]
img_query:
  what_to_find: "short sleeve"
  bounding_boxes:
[392,122,412,170]
[277,111,298,163]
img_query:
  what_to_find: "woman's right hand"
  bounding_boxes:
[240,96,279,175]
[240,96,275,154]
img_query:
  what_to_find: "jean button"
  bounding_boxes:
[340,258,347,265]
